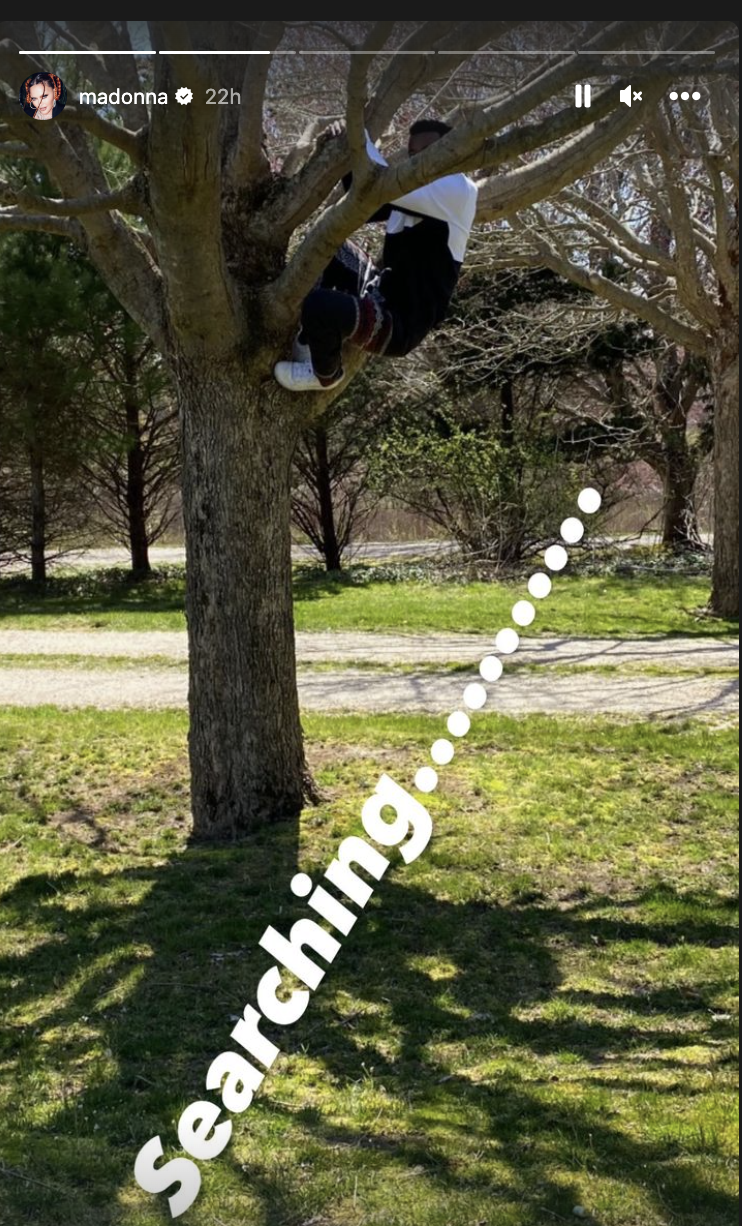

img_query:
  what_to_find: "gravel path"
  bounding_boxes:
[0,630,737,717]
[0,629,737,669]
[2,540,453,574]
[3,534,712,574]
[0,664,736,716]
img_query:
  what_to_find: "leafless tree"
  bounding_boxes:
[291,371,390,571]
[81,321,180,575]
[562,336,711,549]
[482,78,739,613]
[0,21,731,836]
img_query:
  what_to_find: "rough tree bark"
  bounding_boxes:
[178,358,312,837]
[710,327,740,618]
[660,445,701,550]
[653,354,703,551]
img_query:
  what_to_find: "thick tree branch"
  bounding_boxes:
[648,106,718,330]
[346,22,395,172]
[0,177,143,217]
[146,22,239,353]
[0,47,167,352]
[0,209,84,238]
[0,38,144,162]
[512,220,706,352]
[275,22,511,235]
[476,79,668,220]
[229,20,284,186]
[56,107,145,164]
[49,20,150,130]
[0,140,32,157]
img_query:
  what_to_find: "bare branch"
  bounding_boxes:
[146,24,240,352]
[47,20,150,130]
[346,22,395,170]
[512,217,706,352]
[0,57,143,163]
[229,21,284,186]
[56,107,145,164]
[0,141,32,157]
[0,209,85,240]
[647,106,718,329]
[560,188,677,275]
[476,80,668,220]
[0,177,143,217]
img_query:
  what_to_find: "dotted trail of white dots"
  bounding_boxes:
[413,487,602,795]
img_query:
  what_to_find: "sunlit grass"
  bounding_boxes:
[0,708,737,1225]
[0,566,736,637]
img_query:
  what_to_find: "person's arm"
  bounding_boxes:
[341,131,393,222]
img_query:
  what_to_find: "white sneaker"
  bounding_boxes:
[292,335,312,363]
[273,360,343,392]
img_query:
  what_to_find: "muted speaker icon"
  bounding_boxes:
[619,85,633,107]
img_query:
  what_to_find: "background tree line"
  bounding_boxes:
[2,235,717,584]
[0,206,179,579]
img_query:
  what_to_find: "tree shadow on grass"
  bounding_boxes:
[0,569,186,623]
[292,566,359,605]
[0,819,737,1225]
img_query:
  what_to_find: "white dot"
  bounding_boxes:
[577,487,602,515]
[512,600,535,627]
[463,682,487,710]
[495,627,519,654]
[560,517,584,545]
[447,710,471,737]
[680,91,690,101]
[544,544,568,571]
[528,572,552,599]
[669,91,678,100]
[479,655,503,682]
[291,873,313,898]
[692,91,701,100]
[431,738,454,766]
[415,766,438,793]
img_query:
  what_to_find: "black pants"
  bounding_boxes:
[300,240,395,378]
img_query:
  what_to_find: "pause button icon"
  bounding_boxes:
[575,83,592,108]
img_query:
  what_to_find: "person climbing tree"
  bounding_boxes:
[274,119,478,391]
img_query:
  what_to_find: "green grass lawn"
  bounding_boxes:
[0,566,737,637]
[0,709,737,1226]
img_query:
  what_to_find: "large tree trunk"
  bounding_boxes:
[124,394,151,576]
[315,426,342,572]
[29,442,46,584]
[497,379,525,565]
[710,333,739,618]
[711,335,735,617]
[651,345,702,551]
[659,440,701,551]
[179,357,312,838]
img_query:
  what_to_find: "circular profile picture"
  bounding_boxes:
[19,72,67,120]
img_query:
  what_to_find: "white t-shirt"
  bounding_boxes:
[365,131,478,263]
